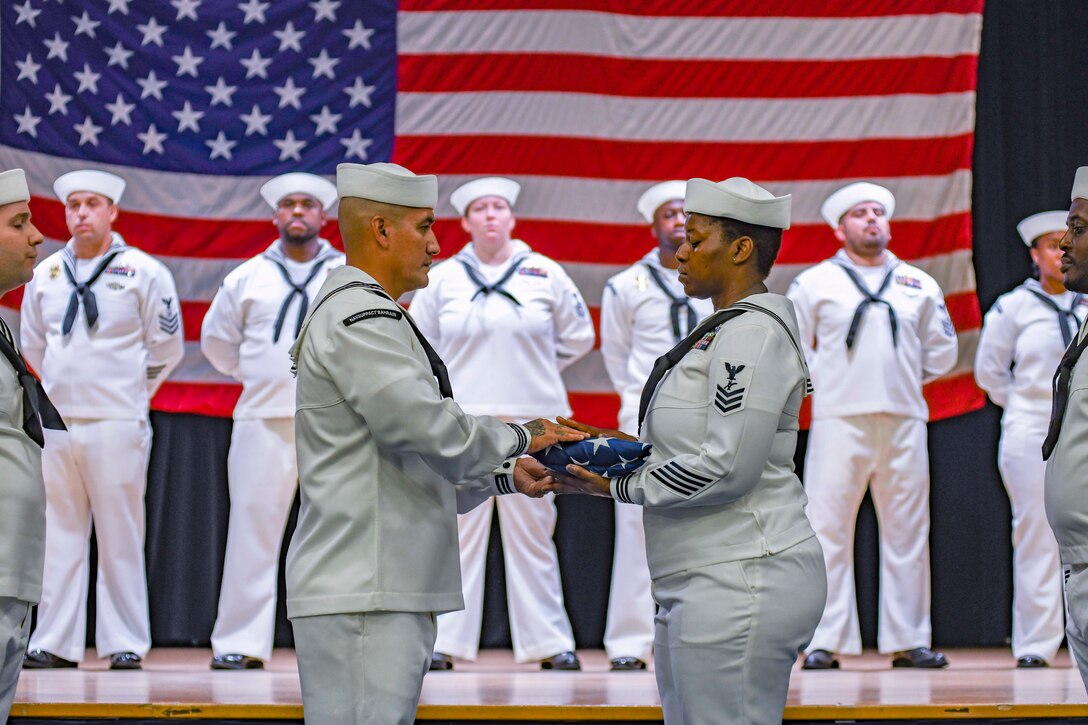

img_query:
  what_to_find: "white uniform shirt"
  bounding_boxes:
[201,240,344,420]
[786,250,958,421]
[409,240,595,418]
[976,279,1085,424]
[20,234,184,420]
[610,294,816,579]
[601,249,715,433]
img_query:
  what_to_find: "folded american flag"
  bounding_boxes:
[533,436,651,479]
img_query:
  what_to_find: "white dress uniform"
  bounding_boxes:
[787,249,958,656]
[201,239,344,662]
[976,279,1082,662]
[409,240,595,663]
[20,233,184,662]
[287,265,530,724]
[0,317,45,716]
[599,249,713,662]
[611,294,825,725]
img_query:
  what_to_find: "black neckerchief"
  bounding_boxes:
[0,317,66,447]
[643,262,698,342]
[60,247,124,335]
[833,260,900,349]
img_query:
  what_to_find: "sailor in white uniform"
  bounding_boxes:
[554,176,826,725]
[599,180,713,670]
[976,210,1081,668]
[202,173,344,671]
[1044,166,1088,692]
[410,177,595,670]
[788,182,959,670]
[0,168,62,717]
[21,170,184,670]
[286,162,585,724]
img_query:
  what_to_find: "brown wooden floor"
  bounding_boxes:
[10,648,1088,721]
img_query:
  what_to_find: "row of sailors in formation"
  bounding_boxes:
[0,165,1075,677]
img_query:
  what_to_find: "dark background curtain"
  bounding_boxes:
[79,0,1088,652]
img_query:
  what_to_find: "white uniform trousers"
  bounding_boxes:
[653,536,826,725]
[292,611,435,725]
[603,501,654,662]
[804,414,931,655]
[998,417,1065,662]
[1064,564,1088,694]
[434,493,575,662]
[211,418,298,661]
[0,598,32,723]
[30,419,151,662]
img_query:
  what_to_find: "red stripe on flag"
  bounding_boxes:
[396,134,974,183]
[152,381,240,418]
[568,391,621,430]
[181,300,210,342]
[399,54,979,99]
[945,290,982,332]
[399,0,984,17]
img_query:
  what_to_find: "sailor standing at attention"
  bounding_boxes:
[202,173,344,670]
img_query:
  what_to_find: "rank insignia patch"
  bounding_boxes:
[715,360,750,415]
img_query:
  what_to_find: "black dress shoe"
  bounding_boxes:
[210,654,264,670]
[802,649,840,670]
[1017,655,1049,668]
[891,647,949,668]
[108,652,143,670]
[610,656,647,671]
[429,652,453,671]
[540,651,581,670]
[23,650,78,669]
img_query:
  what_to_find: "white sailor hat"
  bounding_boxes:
[1017,211,1069,246]
[53,169,126,205]
[336,163,437,209]
[637,180,687,223]
[449,177,520,216]
[1073,167,1088,202]
[0,169,30,207]
[683,177,791,230]
[820,182,895,228]
[260,172,337,211]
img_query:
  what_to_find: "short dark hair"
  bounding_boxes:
[709,217,783,278]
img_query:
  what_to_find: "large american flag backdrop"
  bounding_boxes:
[0,0,985,426]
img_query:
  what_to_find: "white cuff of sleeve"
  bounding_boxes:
[492,457,519,495]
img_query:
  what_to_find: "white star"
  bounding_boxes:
[137,70,168,100]
[239,105,272,136]
[105,93,136,125]
[307,49,339,80]
[206,21,237,50]
[15,1,42,28]
[273,129,306,161]
[339,129,372,160]
[589,436,613,454]
[171,101,204,133]
[71,10,101,37]
[239,48,271,79]
[170,0,201,21]
[273,77,305,109]
[138,16,168,46]
[343,77,375,108]
[238,0,269,24]
[204,76,237,107]
[309,0,339,22]
[73,63,101,94]
[205,131,237,161]
[273,21,304,52]
[43,33,70,62]
[14,107,41,138]
[104,41,134,69]
[342,19,375,51]
[74,116,104,146]
[15,53,42,84]
[309,105,341,135]
[45,84,73,115]
[107,0,130,14]
[172,45,204,77]
[137,124,167,155]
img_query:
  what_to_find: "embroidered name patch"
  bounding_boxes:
[715,360,750,416]
[105,265,136,277]
[895,274,922,289]
[343,308,403,326]
[517,266,549,278]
